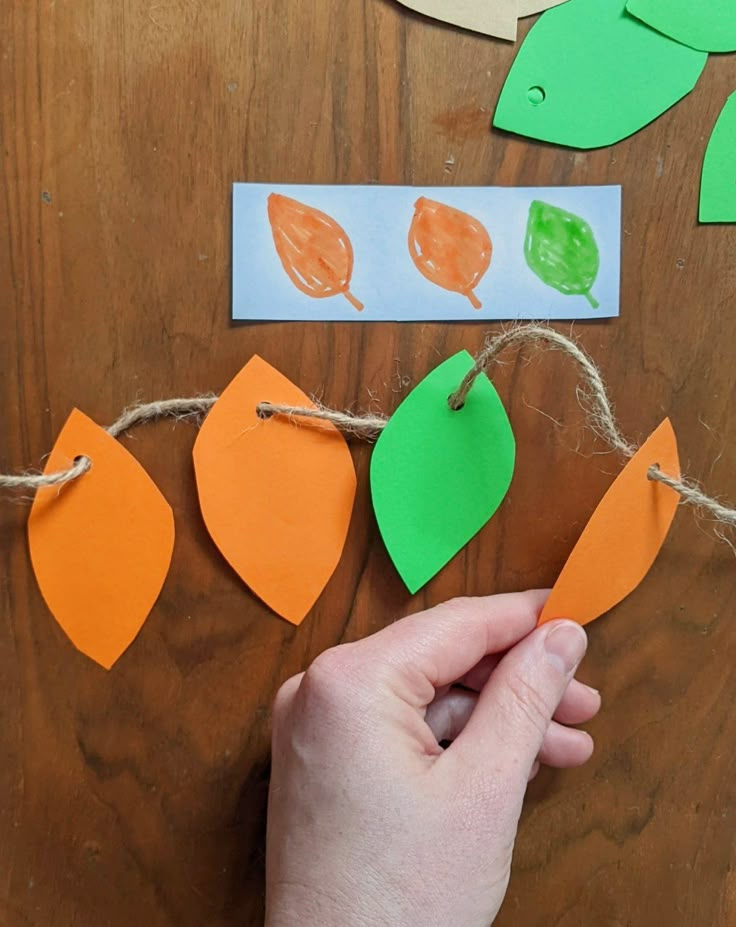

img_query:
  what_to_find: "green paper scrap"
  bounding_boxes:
[525,200,600,307]
[700,92,736,224]
[370,351,515,594]
[493,0,708,150]
[627,0,736,53]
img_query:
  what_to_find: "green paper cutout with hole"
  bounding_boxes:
[525,200,600,307]
[370,351,515,594]
[493,0,707,149]
[627,0,736,53]
[700,93,736,224]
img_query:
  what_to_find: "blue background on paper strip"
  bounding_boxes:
[232,183,621,322]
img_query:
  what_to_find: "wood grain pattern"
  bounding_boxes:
[1,2,735,924]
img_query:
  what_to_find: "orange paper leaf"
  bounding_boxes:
[28,409,175,669]
[408,197,492,309]
[192,356,357,624]
[267,193,364,311]
[539,419,680,627]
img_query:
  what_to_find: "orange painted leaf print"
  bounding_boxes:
[28,409,175,669]
[408,197,492,309]
[267,193,363,311]
[193,355,357,625]
[538,419,681,628]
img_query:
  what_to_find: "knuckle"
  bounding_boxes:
[430,597,479,628]
[505,673,552,737]
[272,674,301,721]
[309,644,353,677]
[521,601,544,628]
[302,646,356,701]
[436,596,476,616]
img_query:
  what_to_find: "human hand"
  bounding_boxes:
[266,592,600,927]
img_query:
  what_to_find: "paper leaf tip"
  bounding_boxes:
[28,408,175,669]
[493,0,707,149]
[193,356,357,624]
[538,418,680,628]
[371,351,515,593]
[626,0,736,53]
[700,93,736,224]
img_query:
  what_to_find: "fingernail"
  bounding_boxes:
[582,682,600,696]
[544,622,587,674]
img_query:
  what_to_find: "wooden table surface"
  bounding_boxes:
[2,2,736,925]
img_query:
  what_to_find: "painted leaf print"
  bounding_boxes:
[408,197,492,309]
[268,193,364,311]
[524,200,600,308]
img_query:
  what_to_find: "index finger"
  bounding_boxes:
[354,590,549,703]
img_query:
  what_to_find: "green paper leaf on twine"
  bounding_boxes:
[626,0,736,53]
[493,0,707,149]
[700,92,736,224]
[370,351,516,594]
[524,200,601,308]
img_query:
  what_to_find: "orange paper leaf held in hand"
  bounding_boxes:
[267,193,364,311]
[28,409,175,669]
[539,419,681,628]
[192,356,357,625]
[408,197,492,309]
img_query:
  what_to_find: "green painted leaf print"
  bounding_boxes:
[524,200,600,308]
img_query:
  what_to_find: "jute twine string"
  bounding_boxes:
[1,325,734,529]
[445,324,735,528]
[447,325,637,458]
[256,401,387,439]
[0,397,217,490]
[0,394,379,491]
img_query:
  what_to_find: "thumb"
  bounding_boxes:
[452,620,588,785]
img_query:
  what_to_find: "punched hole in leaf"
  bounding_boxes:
[74,455,92,473]
[447,394,465,411]
[528,86,546,105]
[647,462,660,481]
[256,402,271,420]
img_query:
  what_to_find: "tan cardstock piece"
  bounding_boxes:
[517,0,570,17]
[396,0,518,41]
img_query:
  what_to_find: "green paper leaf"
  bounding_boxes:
[626,0,736,53]
[493,0,707,150]
[370,351,515,594]
[524,200,600,307]
[700,92,736,224]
